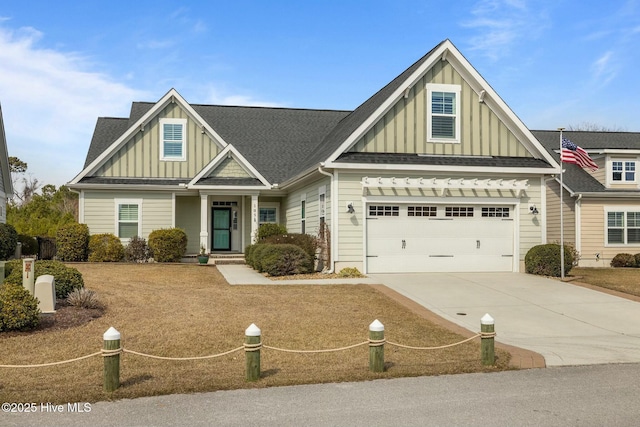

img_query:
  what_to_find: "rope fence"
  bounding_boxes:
[0,316,497,390]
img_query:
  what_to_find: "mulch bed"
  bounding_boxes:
[2,302,104,337]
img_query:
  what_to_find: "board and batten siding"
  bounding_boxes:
[83,191,173,237]
[335,172,543,271]
[283,177,331,236]
[545,180,576,245]
[349,60,530,158]
[95,103,220,178]
[579,198,640,267]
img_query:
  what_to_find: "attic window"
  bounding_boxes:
[160,118,187,161]
[427,83,461,143]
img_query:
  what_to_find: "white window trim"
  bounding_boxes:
[258,202,280,225]
[300,193,306,233]
[607,158,637,186]
[160,118,187,161]
[604,206,640,246]
[115,199,142,242]
[426,83,461,143]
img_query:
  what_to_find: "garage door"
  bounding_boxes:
[366,204,514,273]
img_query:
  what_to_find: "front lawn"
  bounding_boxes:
[0,264,511,403]
[571,267,640,297]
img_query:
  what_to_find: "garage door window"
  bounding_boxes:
[482,207,509,218]
[445,207,474,217]
[369,205,399,217]
[408,206,437,217]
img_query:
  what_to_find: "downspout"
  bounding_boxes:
[575,194,582,258]
[317,164,335,273]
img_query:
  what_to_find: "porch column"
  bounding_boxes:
[251,194,259,244]
[200,194,209,252]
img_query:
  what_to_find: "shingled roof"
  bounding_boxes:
[534,130,640,193]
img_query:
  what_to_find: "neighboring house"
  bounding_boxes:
[536,130,640,267]
[69,40,560,273]
[0,103,13,224]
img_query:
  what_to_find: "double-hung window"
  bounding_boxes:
[427,83,461,143]
[160,118,187,161]
[116,200,142,240]
[611,160,636,183]
[607,210,640,245]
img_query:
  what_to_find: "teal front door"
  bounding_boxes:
[212,208,231,251]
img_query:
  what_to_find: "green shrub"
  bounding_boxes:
[257,223,287,240]
[88,233,124,262]
[634,253,640,268]
[244,244,258,268]
[251,244,270,272]
[262,234,318,260]
[125,236,150,262]
[611,253,637,268]
[338,267,363,278]
[5,260,84,299]
[0,283,40,332]
[0,223,18,260]
[148,228,188,262]
[18,234,39,256]
[259,244,313,276]
[3,259,22,279]
[56,223,90,262]
[525,244,574,277]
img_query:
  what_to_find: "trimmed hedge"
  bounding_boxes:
[88,233,125,262]
[258,244,313,276]
[148,228,188,262]
[0,283,40,332]
[125,236,150,263]
[56,223,90,262]
[0,223,18,260]
[4,260,84,299]
[262,234,318,261]
[257,223,287,240]
[525,243,574,277]
[611,253,636,268]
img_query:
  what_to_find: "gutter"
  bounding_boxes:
[317,164,335,274]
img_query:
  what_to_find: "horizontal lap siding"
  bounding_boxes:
[545,180,576,245]
[283,177,330,236]
[83,191,173,238]
[175,196,201,254]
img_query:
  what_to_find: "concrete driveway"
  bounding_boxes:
[369,272,640,366]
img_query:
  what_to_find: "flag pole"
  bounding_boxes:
[558,127,565,279]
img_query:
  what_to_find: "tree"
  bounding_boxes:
[568,122,627,132]
[8,156,40,206]
[7,185,78,237]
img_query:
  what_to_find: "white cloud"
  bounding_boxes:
[0,25,147,186]
[591,50,618,85]
[203,85,285,108]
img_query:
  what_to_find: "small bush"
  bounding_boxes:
[525,244,574,277]
[148,228,188,262]
[634,253,640,267]
[5,260,84,299]
[257,223,287,240]
[244,244,258,269]
[0,283,40,332]
[67,288,102,309]
[250,244,271,272]
[338,267,363,278]
[611,253,637,268]
[262,234,318,260]
[259,244,313,276]
[3,259,22,279]
[0,223,18,260]
[17,234,39,256]
[88,233,124,262]
[56,223,90,262]
[125,236,150,263]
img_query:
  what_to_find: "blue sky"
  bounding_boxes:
[1,0,639,188]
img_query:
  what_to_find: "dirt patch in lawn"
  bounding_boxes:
[0,263,512,404]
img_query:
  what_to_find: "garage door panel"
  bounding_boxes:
[366,204,515,273]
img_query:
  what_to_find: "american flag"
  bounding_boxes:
[561,138,598,171]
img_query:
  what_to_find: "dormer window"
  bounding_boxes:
[612,160,635,182]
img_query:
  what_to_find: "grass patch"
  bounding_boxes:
[571,267,640,297]
[0,264,511,403]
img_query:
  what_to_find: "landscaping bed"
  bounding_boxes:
[0,263,511,403]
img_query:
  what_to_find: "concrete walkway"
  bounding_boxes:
[217,265,640,367]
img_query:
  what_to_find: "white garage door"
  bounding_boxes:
[366,204,514,273]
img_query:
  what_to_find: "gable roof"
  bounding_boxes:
[0,103,13,197]
[534,130,640,194]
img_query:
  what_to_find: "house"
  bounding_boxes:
[0,103,13,224]
[536,130,640,267]
[68,40,561,273]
